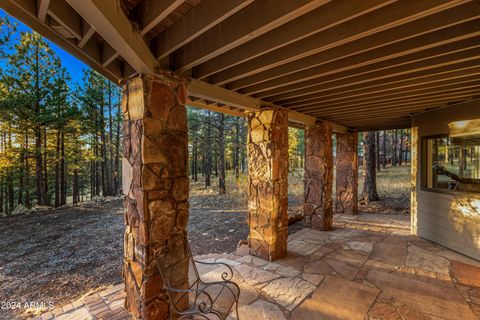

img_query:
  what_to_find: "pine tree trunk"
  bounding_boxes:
[100,96,107,196]
[0,178,3,214]
[234,119,240,179]
[399,129,404,166]
[7,129,13,212]
[73,165,79,204]
[108,82,114,195]
[60,130,66,205]
[114,107,121,195]
[205,113,212,187]
[361,131,379,203]
[34,44,45,206]
[90,159,95,198]
[35,126,44,205]
[18,136,24,206]
[393,129,398,166]
[376,131,381,172]
[382,130,386,168]
[25,133,31,208]
[43,127,49,205]
[95,133,101,196]
[55,129,60,207]
[218,113,226,194]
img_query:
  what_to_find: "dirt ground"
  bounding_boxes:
[0,194,302,319]
[0,200,125,319]
[0,167,410,319]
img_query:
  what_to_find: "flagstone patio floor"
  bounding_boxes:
[35,214,480,320]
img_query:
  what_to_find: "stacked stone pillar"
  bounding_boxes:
[122,73,190,320]
[410,127,418,235]
[247,109,288,261]
[304,121,333,231]
[335,132,359,215]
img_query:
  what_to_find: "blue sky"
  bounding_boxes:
[1,9,90,86]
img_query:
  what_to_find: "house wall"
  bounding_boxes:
[412,100,480,261]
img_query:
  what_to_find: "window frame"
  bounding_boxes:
[420,134,480,196]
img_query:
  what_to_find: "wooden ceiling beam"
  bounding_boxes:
[137,0,185,36]
[65,0,157,74]
[294,79,480,112]
[193,0,392,79]
[260,46,480,101]
[101,42,119,67]
[153,0,254,60]
[309,92,479,118]
[277,65,480,107]
[266,57,480,103]
[187,100,247,118]
[78,21,95,48]
[48,0,83,40]
[37,0,50,21]
[207,0,469,86]
[0,0,119,82]
[241,22,480,95]
[171,0,330,72]
[230,2,480,92]
[285,74,480,109]
[187,78,350,131]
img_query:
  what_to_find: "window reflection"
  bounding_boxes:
[424,136,480,193]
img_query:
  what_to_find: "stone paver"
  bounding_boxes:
[451,260,480,287]
[291,275,379,320]
[261,277,315,311]
[406,245,451,277]
[36,216,480,320]
[366,269,477,320]
[230,300,286,320]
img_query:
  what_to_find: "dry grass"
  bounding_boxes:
[359,165,410,200]
[190,165,411,212]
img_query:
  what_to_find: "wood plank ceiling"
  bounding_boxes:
[2,0,480,130]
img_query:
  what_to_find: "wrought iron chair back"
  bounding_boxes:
[155,235,240,320]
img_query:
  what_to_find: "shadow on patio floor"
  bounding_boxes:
[36,214,480,320]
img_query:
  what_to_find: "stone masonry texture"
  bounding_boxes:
[247,109,288,261]
[304,121,333,231]
[336,131,359,215]
[122,72,190,320]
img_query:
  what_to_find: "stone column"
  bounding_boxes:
[335,131,359,215]
[410,127,418,235]
[247,109,288,261]
[122,73,190,320]
[304,121,333,231]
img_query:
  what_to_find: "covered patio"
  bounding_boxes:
[2,0,480,319]
[35,216,480,319]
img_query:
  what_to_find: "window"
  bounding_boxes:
[423,136,480,193]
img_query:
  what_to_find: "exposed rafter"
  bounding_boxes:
[66,0,157,74]
[137,0,185,36]
[206,0,468,85]
[37,0,50,21]
[230,2,480,92]
[3,0,479,130]
[48,0,83,40]
[152,0,254,60]
[193,0,393,79]
[78,22,95,48]
[238,20,480,95]
[171,0,330,71]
